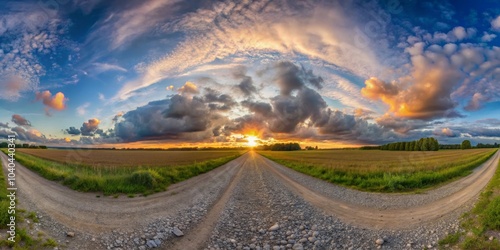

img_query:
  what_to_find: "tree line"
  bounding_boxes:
[259,143,302,151]
[380,137,440,151]
[0,142,47,149]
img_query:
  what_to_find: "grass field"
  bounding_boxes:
[259,149,497,192]
[440,161,500,249]
[3,149,245,195]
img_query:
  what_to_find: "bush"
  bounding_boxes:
[129,170,162,189]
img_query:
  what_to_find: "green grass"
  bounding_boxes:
[4,150,242,195]
[439,159,500,249]
[438,232,461,246]
[259,149,497,192]
[41,238,57,247]
[27,212,39,223]
[0,159,11,228]
[0,160,58,249]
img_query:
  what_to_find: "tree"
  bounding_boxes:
[428,137,438,151]
[461,140,472,150]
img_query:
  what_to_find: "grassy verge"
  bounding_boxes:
[2,150,242,195]
[259,149,497,192]
[0,160,10,229]
[0,156,58,249]
[441,160,500,249]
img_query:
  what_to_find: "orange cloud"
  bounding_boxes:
[177,82,199,95]
[362,43,463,120]
[81,118,101,136]
[35,91,68,115]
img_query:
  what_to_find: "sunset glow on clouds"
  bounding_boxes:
[0,0,499,147]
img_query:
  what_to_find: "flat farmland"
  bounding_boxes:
[7,149,246,195]
[17,149,246,167]
[259,149,498,192]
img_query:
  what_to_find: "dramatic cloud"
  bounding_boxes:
[233,67,257,96]
[361,40,500,120]
[0,122,9,128]
[270,88,326,133]
[81,118,101,136]
[11,127,46,143]
[203,88,237,111]
[35,91,68,115]
[115,90,226,142]
[229,62,395,144]
[114,1,386,100]
[263,62,323,96]
[11,114,31,126]
[112,112,124,123]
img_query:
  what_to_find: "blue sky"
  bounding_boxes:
[0,0,499,148]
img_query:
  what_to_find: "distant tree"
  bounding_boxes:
[461,140,472,150]
[0,142,7,148]
[417,139,423,151]
[429,137,439,151]
[421,138,429,151]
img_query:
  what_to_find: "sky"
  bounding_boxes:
[0,0,499,148]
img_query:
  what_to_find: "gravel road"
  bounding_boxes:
[0,150,498,249]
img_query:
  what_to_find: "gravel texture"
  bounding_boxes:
[206,153,472,250]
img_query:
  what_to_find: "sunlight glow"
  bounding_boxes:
[246,136,258,147]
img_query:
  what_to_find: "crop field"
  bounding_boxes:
[259,149,498,192]
[5,149,245,195]
[17,149,246,167]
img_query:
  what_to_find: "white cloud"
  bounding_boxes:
[481,32,497,42]
[91,63,127,74]
[76,103,91,116]
[98,93,105,101]
[492,15,500,30]
[0,2,67,101]
[87,0,180,50]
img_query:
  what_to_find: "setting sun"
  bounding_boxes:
[246,136,259,147]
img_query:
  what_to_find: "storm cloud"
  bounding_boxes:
[263,61,324,96]
[114,92,223,142]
